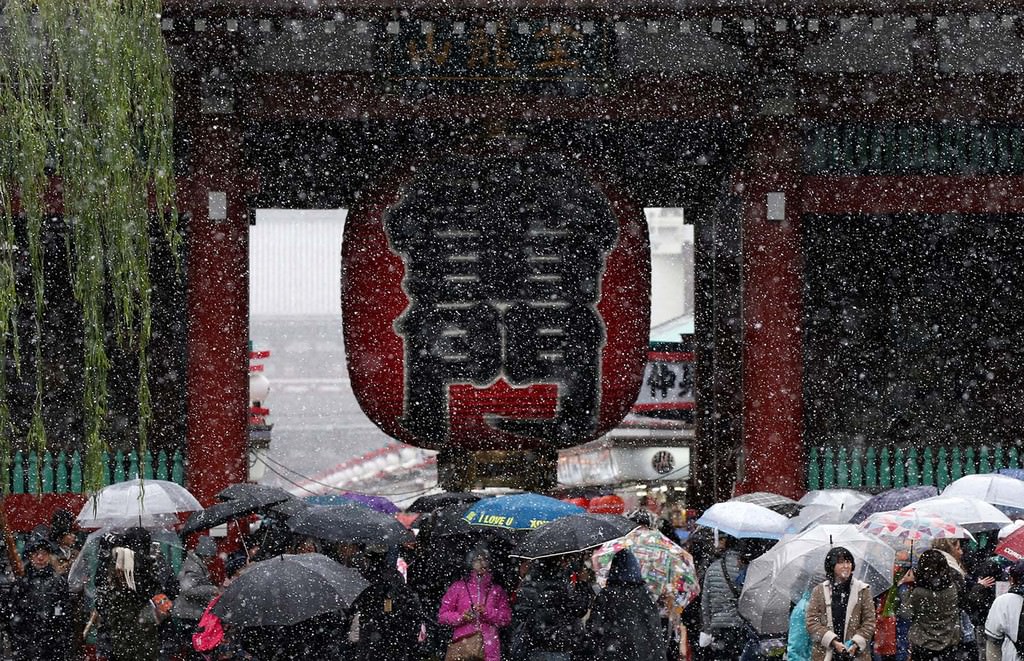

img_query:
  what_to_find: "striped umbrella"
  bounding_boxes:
[730,492,803,517]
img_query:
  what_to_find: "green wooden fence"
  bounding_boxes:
[806,445,1021,491]
[6,449,189,571]
[4,448,186,494]
[804,123,1024,175]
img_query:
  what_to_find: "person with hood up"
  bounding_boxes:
[586,549,666,661]
[6,534,73,661]
[898,549,963,661]
[806,546,876,661]
[351,545,425,660]
[438,546,512,661]
[786,591,813,661]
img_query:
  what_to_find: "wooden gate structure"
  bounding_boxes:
[7,0,1024,529]
[161,0,1024,508]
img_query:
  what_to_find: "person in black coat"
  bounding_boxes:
[351,547,425,661]
[509,557,593,661]
[7,535,73,661]
[94,529,167,661]
[587,550,667,661]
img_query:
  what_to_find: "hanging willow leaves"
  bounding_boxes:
[0,0,178,493]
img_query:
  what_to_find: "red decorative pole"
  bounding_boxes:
[182,116,254,506]
[735,119,806,499]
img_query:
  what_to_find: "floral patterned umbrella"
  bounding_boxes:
[858,509,972,563]
[592,527,700,607]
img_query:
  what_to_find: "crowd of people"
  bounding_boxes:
[1,501,1024,661]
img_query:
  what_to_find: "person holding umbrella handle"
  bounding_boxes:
[438,546,512,661]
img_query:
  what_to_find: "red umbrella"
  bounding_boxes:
[996,525,1024,561]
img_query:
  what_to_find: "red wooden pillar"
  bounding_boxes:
[182,118,252,506]
[734,119,805,499]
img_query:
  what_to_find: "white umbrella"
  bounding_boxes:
[942,474,1024,514]
[695,501,789,539]
[738,524,896,633]
[76,478,202,529]
[999,520,1024,539]
[785,504,857,534]
[798,488,872,511]
[903,495,1011,532]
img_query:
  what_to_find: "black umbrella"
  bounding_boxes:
[286,503,414,546]
[180,499,271,537]
[424,504,477,538]
[509,513,639,560]
[216,483,294,506]
[212,553,368,627]
[181,484,296,537]
[266,498,310,518]
[407,492,481,513]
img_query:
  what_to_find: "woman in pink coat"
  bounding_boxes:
[438,546,513,661]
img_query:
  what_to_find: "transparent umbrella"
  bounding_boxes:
[798,489,872,512]
[68,526,184,603]
[942,474,1024,515]
[76,479,201,529]
[786,504,858,534]
[738,524,895,634]
[695,501,790,539]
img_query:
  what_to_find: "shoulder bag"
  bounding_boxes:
[445,580,486,661]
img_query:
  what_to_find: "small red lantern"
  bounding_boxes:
[563,497,590,509]
[588,495,625,515]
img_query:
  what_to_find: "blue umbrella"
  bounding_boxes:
[847,485,938,525]
[998,468,1024,481]
[464,493,584,531]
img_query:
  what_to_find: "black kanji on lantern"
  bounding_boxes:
[383,153,619,445]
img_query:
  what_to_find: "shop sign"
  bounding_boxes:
[558,445,690,486]
[386,18,613,85]
[632,350,695,415]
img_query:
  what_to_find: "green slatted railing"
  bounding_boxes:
[806,445,1021,491]
[5,449,186,494]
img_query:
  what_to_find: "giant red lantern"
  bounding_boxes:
[342,151,650,452]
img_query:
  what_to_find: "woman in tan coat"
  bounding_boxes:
[805,547,876,661]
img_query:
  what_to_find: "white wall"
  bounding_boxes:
[249,209,347,317]
[645,208,694,328]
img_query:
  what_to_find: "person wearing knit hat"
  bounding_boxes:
[806,546,876,661]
